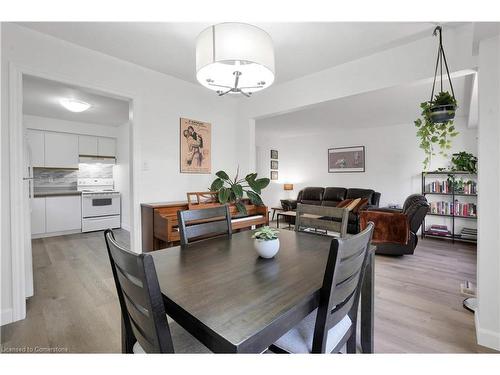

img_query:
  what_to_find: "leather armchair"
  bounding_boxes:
[361,194,429,255]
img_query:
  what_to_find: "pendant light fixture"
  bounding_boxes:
[428,26,457,123]
[195,23,275,97]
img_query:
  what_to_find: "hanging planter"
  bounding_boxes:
[415,26,459,171]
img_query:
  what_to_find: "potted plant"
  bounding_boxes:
[451,151,477,174]
[209,167,270,215]
[252,226,280,258]
[414,92,459,171]
[429,91,457,123]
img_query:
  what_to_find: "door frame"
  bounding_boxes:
[8,62,140,323]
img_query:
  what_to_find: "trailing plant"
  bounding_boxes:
[451,151,477,174]
[252,226,279,241]
[414,91,459,171]
[209,167,270,215]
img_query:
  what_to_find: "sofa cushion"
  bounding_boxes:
[346,188,375,202]
[323,187,347,202]
[299,187,325,202]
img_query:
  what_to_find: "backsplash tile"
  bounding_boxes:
[34,164,113,189]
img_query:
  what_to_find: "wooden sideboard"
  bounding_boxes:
[141,200,269,251]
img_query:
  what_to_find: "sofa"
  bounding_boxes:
[281,187,381,234]
[360,194,429,255]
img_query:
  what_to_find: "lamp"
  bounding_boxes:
[60,98,91,113]
[284,184,294,191]
[195,23,275,97]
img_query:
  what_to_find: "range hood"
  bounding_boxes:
[79,155,116,165]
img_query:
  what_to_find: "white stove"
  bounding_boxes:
[77,178,121,232]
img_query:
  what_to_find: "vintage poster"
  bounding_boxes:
[180,118,211,174]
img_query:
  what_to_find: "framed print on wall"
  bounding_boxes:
[271,160,278,170]
[270,149,278,159]
[271,171,278,180]
[328,146,365,173]
[180,117,211,174]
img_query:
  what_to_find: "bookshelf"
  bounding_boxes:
[421,171,477,243]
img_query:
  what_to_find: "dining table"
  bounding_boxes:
[150,229,375,353]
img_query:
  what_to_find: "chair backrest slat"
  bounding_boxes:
[311,222,374,353]
[295,204,349,237]
[177,205,232,247]
[105,229,174,353]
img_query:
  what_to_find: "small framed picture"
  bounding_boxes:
[271,160,279,170]
[328,146,365,173]
[271,171,278,180]
[270,149,278,159]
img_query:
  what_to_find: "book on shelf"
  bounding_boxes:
[459,227,477,240]
[426,224,451,236]
[429,200,477,217]
[425,179,477,195]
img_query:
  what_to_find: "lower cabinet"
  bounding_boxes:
[31,197,46,235]
[46,196,82,233]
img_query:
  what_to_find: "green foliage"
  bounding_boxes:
[451,151,477,174]
[252,226,279,241]
[414,91,459,171]
[209,167,270,215]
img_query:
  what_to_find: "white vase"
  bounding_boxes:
[254,238,280,259]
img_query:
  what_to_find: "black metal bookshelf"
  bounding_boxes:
[421,171,477,243]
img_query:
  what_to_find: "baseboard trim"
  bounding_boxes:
[1,308,13,326]
[475,312,500,351]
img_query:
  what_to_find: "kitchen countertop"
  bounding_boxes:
[34,188,82,198]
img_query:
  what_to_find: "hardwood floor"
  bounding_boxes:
[1,229,495,353]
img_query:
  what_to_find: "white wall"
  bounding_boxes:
[114,122,130,231]
[476,35,500,351]
[256,118,477,229]
[1,23,240,324]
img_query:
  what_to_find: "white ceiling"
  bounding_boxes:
[18,22,441,85]
[23,75,130,126]
[256,73,474,138]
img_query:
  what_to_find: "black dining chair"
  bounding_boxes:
[177,205,232,247]
[104,229,209,353]
[270,222,374,354]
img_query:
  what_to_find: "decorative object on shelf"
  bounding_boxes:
[271,171,278,180]
[180,118,211,174]
[283,183,294,191]
[209,167,269,215]
[271,160,278,170]
[421,171,477,243]
[252,226,280,258]
[270,149,278,159]
[451,152,478,174]
[414,26,459,171]
[195,23,275,97]
[328,146,365,173]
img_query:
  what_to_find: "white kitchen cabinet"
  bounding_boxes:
[79,135,98,155]
[26,129,45,167]
[31,197,46,235]
[45,132,79,168]
[98,137,116,157]
[46,196,82,232]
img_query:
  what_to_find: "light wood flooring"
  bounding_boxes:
[1,228,495,353]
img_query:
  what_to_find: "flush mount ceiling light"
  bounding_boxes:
[59,98,91,112]
[196,23,275,97]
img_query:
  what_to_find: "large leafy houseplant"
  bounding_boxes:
[451,151,477,174]
[209,168,270,215]
[414,91,459,171]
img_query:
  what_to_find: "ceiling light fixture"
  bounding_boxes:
[59,98,91,112]
[195,23,275,97]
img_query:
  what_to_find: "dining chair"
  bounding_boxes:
[104,229,209,353]
[295,203,349,238]
[270,222,374,354]
[177,204,232,247]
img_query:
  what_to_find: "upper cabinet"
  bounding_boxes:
[98,137,116,157]
[79,135,99,155]
[26,129,45,167]
[44,132,79,168]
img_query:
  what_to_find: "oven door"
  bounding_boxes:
[82,194,121,218]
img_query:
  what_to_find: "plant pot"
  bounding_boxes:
[254,238,280,259]
[430,104,456,123]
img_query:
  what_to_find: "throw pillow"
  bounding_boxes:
[336,199,353,208]
[352,198,369,213]
[345,198,361,211]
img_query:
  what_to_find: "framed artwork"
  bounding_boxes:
[180,117,211,174]
[271,171,278,180]
[270,149,279,159]
[328,146,365,173]
[271,160,279,170]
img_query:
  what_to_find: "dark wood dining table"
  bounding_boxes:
[150,230,375,353]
